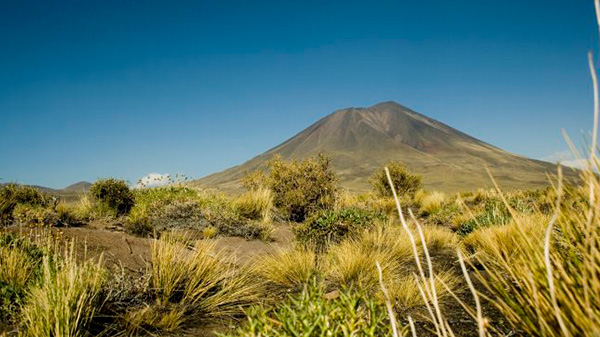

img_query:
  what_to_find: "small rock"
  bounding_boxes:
[323,290,340,300]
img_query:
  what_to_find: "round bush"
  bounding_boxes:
[89,179,134,216]
[248,154,338,222]
[370,161,422,198]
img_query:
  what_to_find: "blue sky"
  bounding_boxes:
[0,0,597,188]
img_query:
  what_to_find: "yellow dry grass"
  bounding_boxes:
[252,248,317,291]
[20,241,106,337]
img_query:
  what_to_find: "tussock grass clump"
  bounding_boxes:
[123,235,264,333]
[224,279,401,337]
[0,246,37,290]
[323,223,460,312]
[382,270,460,312]
[418,188,549,233]
[358,223,459,268]
[470,167,600,336]
[20,242,106,337]
[252,248,317,292]
[325,238,398,290]
[234,187,274,223]
[418,191,447,215]
[463,214,548,264]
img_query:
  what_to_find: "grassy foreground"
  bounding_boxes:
[1,160,599,337]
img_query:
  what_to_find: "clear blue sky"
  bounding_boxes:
[0,0,597,188]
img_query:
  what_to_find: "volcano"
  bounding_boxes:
[194,102,573,193]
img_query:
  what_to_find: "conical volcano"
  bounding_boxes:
[195,102,573,193]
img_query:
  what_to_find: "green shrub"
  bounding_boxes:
[370,162,422,198]
[244,154,338,222]
[241,170,268,191]
[223,279,400,337]
[0,184,52,226]
[295,208,385,251]
[89,179,134,216]
[13,204,59,227]
[126,187,271,239]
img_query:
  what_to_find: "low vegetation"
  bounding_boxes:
[21,242,106,337]
[0,233,47,324]
[223,279,400,337]
[0,157,599,337]
[126,187,273,239]
[122,235,264,334]
[90,178,135,216]
[252,248,317,292]
[0,184,54,226]
[242,154,338,222]
[3,140,600,337]
[370,161,422,198]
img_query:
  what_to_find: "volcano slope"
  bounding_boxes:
[194,101,576,193]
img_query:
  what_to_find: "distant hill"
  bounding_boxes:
[1,181,92,201]
[194,101,578,193]
[63,181,92,192]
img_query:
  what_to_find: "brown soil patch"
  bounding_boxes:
[2,222,295,272]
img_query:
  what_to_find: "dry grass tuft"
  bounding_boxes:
[325,238,398,290]
[124,234,264,333]
[324,222,461,313]
[252,248,317,291]
[234,187,274,223]
[358,223,459,269]
[463,214,548,264]
[20,242,106,337]
[0,246,37,290]
[383,270,460,312]
[419,192,447,215]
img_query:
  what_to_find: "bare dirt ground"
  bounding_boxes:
[3,222,295,273]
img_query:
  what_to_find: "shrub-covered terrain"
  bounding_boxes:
[1,153,599,337]
[0,157,599,337]
[126,187,273,239]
